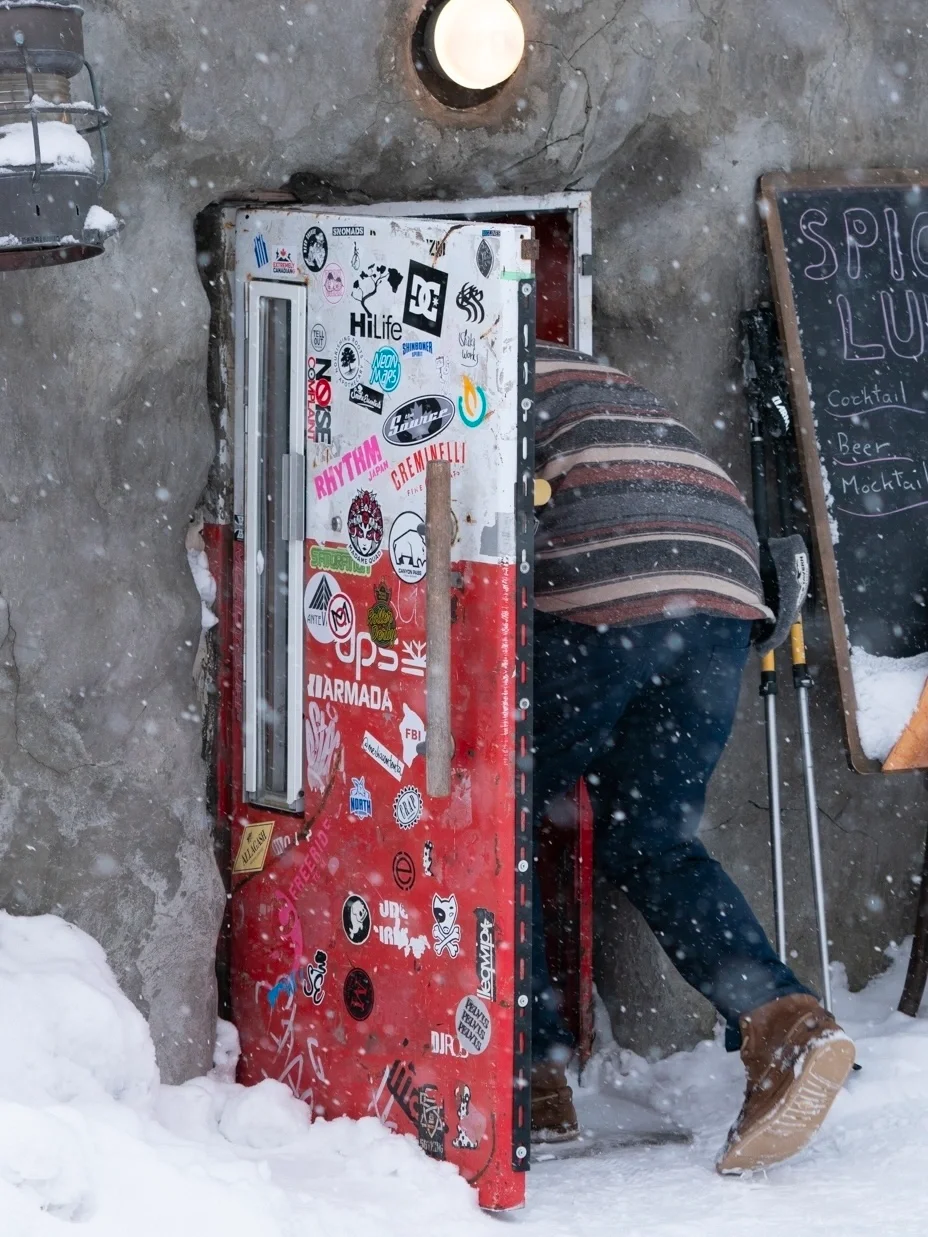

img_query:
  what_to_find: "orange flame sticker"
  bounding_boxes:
[458,376,488,428]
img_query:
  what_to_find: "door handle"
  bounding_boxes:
[425,459,452,798]
[280,453,305,541]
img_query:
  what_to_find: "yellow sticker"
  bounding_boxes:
[232,822,275,875]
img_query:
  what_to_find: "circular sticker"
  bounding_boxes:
[342,894,371,945]
[322,262,345,304]
[389,511,427,584]
[344,968,374,1021]
[304,571,338,644]
[327,591,356,642]
[394,786,423,830]
[336,337,363,384]
[311,322,327,352]
[347,490,384,566]
[392,851,415,892]
[456,994,492,1056]
[302,226,328,272]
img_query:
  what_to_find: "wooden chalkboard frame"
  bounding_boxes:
[759,169,928,775]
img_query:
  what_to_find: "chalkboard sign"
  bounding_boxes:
[760,170,928,773]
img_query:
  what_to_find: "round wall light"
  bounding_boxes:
[412,0,525,109]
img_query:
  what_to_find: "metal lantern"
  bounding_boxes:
[0,1,117,270]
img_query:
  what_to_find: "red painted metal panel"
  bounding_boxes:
[230,560,522,1206]
[220,211,536,1210]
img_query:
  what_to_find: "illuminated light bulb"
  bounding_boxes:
[428,0,525,92]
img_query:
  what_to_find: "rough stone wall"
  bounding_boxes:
[1,0,926,1078]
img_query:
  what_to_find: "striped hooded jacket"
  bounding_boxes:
[533,344,771,628]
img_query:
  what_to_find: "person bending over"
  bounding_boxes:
[529,342,854,1174]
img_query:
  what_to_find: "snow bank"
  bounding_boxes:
[0,911,157,1110]
[0,121,94,173]
[4,910,928,1235]
[850,645,928,761]
[0,911,483,1236]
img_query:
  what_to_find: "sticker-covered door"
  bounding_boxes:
[230,211,536,1211]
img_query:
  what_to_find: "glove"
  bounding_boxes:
[752,534,811,655]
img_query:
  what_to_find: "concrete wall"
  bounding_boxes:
[1,0,925,1079]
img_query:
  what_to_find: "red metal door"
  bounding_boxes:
[215,209,537,1210]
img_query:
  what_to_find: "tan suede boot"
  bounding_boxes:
[716,994,855,1174]
[531,1059,579,1143]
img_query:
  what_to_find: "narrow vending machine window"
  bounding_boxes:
[243,282,306,809]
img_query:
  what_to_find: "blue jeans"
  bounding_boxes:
[531,611,810,1060]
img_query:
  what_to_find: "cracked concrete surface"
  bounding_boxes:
[0,0,926,1074]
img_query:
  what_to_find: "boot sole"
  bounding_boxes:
[716,1036,855,1175]
[531,1124,581,1145]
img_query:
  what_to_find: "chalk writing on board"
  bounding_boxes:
[771,181,928,659]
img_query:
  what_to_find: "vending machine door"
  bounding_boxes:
[228,208,536,1210]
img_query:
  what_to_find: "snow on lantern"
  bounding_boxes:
[0,0,118,270]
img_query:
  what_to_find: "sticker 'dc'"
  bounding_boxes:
[382,394,455,447]
[455,993,492,1056]
[402,259,448,337]
[394,786,423,830]
[389,511,426,584]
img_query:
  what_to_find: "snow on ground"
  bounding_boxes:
[2,911,928,1236]
[850,645,928,761]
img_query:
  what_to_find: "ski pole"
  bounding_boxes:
[741,313,788,965]
[788,614,832,1010]
[759,312,834,1011]
[769,427,833,1009]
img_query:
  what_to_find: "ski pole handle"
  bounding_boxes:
[789,616,813,689]
[425,459,453,798]
[759,648,777,694]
